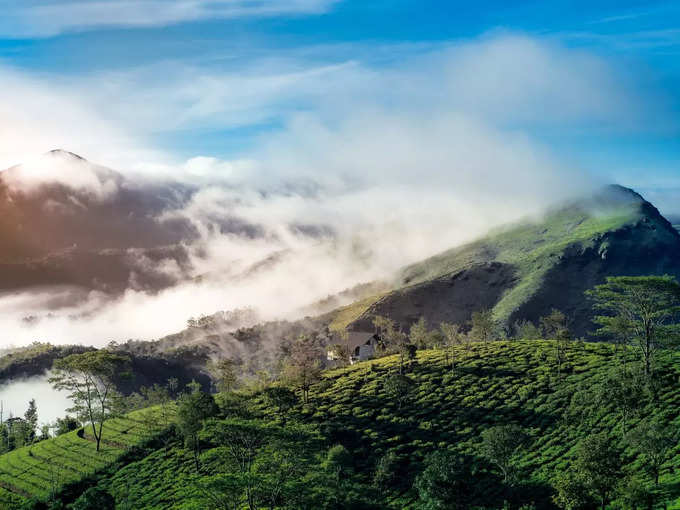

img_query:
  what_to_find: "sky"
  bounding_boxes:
[0,1,680,347]
[0,0,678,193]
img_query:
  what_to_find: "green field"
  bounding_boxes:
[0,406,174,507]
[46,340,680,509]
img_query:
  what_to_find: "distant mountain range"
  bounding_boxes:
[0,150,197,294]
[1,151,678,344]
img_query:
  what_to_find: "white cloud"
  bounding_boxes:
[0,33,660,347]
[0,0,338,37]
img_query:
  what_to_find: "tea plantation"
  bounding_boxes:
[0,406,174,508]
[37,340,680,510]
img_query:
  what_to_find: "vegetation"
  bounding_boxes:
[588,275,680,377]
[1,275,680,508]
[0,406,172,508]
[50,351,132,452]
[1,338,678,508]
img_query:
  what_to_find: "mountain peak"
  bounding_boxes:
[46,149,86,161]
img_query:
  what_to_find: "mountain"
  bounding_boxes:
[0,150,198,293]
[131,184,680,367]
[337,185,680,338]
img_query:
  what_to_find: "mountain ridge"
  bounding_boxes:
[340,185,680,337]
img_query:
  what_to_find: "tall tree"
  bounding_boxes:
[373,315,408,357]
[384,373,413,410]
[23,399,38,445]
[177,382,218,471]
[209,358,241,393]
[415,451,474,510]
[282,335,323,404]
[573,433,623,510]
[409,317,430,349]
[469,309,496,343]
[480,424,527,485]
[628,419,676,486]
[513,319,542,340]
[540,309,570,340]
[552,469,592,510]
[598,366,646,435]
[262,386,297,425]
[49,350,131,452]
[440,322,463,368]
[587,276,680,377]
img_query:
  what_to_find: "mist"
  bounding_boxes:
[0,33,657,348]
[0,375,71,427]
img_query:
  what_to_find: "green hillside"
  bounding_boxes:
[16,340,679,509]
[339,186,680,336]
[0,407,173,508]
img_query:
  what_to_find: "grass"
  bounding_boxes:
[0,406,174,506]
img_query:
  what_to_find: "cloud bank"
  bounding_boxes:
[0,34,660,347]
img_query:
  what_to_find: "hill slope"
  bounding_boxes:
[344,185,680,337]
[15,341,679,509]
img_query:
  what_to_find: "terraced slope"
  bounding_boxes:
[75,341,680,509]
[0,406,174,507]
[343,186,680,337]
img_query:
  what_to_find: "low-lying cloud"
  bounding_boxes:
[0,33,663,347]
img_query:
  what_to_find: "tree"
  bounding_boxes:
[203,419,319,510]
[619,476,655,510]
[415,451,474,510]
[373,451,399,493]
[328,342,351,367]
[209,358,241,393]
[373,315,407,351]
[480,424,527,485]
[210,418,270,510]
[384,373,413,410]
[70,486,115,510]
[253,441,310,510]
[553,469,592,510]
[282,335,323,404]
[409,317,430,349]
[374,315,410,372]
[513,319,542,340]
[599,366,646,435]
[23,399,38,445]
[177,383,218,471]
[628,419,676,486]
[573,433,623,510]
[540,309,570,340]
[440,322,463,368]
[49,351,131,452]
[198,474,245,510]
[470,309,496,343]
[262,386,297,425]
[53,415,80,436]
[324,444,353,483]
[587,275,680,377]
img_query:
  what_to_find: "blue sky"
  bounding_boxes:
[0,0,679,207]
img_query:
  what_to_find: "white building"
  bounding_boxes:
[327,331,379,364]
